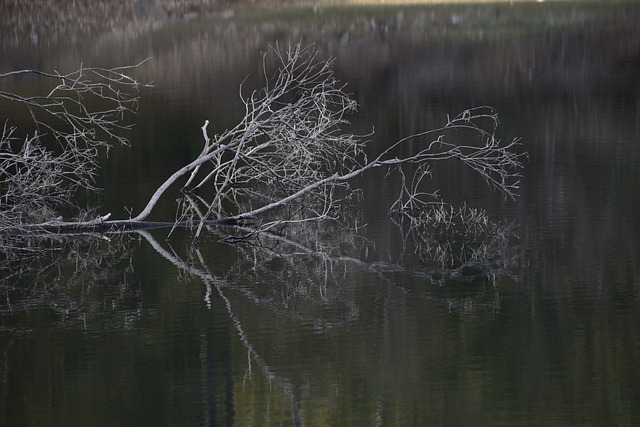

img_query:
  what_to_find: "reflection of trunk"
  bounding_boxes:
[199,313,235,425]
[139,230,288,385]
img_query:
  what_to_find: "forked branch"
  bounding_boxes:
[2,43,524,252]
[130,43,523,242]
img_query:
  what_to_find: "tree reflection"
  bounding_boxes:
[0,232,141,333]
[135,212,521,424]
[0,200,521,424]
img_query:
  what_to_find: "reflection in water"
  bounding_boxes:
[1,2,640,426]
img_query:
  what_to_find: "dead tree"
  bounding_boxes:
[1,43,524,249]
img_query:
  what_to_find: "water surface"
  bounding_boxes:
[1,2,640,426]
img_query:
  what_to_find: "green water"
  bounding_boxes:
[1,2,640,425]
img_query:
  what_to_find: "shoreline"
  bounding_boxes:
[0,0,600,48]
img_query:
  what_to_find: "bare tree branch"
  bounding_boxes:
[123,43,523,243]
[0,60,151,253]
[2,43,524,265]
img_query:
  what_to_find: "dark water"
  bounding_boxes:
[2,2,640,426]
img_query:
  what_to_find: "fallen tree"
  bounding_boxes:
[1,43,524,254]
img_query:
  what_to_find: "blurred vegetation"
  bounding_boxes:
[2,0,639,48]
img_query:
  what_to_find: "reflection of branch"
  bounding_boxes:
[211,215,520,321]
[137,230,286,385]
[0,233,139,331]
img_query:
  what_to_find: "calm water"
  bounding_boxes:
[2,2,640,426]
